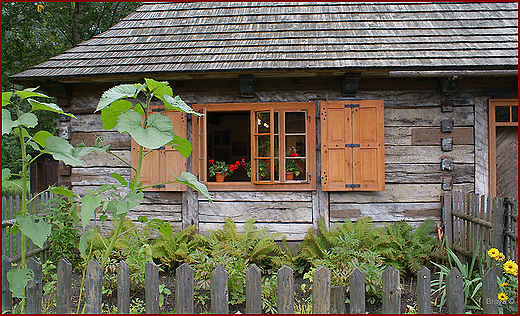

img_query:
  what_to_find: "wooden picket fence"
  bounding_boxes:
[1,192,55,262]
[442,190,518,262]
[2,257,503,314]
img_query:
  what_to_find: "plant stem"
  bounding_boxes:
[17,123,29,313]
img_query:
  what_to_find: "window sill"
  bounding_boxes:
[205,181,316,191]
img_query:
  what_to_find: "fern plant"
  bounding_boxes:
[151,224,197,269]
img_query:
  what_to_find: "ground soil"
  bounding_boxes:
[33,265,448,314]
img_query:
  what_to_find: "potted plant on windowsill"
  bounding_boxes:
[245,160,271,180]
[209,159,242,182]
[285,159,302,180]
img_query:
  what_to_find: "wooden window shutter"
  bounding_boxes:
[320,100,384,191]
[191,106,207,183]
[131,107,187,191]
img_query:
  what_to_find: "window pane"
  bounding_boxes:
[513,106,518,122]
[274,158,279,181]
[496,106,510,122]
[274,112,279,134]
[286,158,306,181]
[285,112,306,133]
[256,135,270,157]
[256,111,270,133]
[286,135,306,157]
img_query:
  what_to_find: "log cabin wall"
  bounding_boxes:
[58,75,517,240]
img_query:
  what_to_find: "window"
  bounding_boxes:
[192,102,316,191]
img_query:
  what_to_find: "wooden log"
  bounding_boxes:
[382,266,401,314]
[416,266,431,314]
[384,106,474,127]
[26,257,42,314]
[385,163,475,185]
[277,265,294,314]
[246,264,262,314]
[57,258,72,314]
[482,269,499,314]
[78,150,131,167]
[176,263,194,314]
[411,127,474,145]
[330,286,345,314]
[442,194,453,248]
[349,267,365,314]
[446,267,465,314]
[210,264,229,314]
[199,201,312,223]
[85,259,102,314]
[312,266,330,314]
[330,202,441,222]
[385,145,474,164]
[118,261,130,314]
[331,183,445,203]
[145,261,160,314]
[2,255,12,313]
[70,131,130,150]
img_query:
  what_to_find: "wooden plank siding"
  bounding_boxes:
[57,81,486,240]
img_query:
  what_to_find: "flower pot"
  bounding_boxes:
[215,172,226,182]
[286,172,295,180]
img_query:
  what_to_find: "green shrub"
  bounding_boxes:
[1,178,29,196]
[151,224,197,270]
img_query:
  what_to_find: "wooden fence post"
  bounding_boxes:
[85,259,102,314]
[57,258,72,314]
[442,193,453,248]
[145,261,160,314]
[118,260,130,314]
[26,257,42,314]
[330,286,345,314]
[482,268,499,314]
[2,255,12,313]
[382,266,400,314]
[349,267,365,314]
[211,264,229,314]
[313,266,330,314]
[492,197,505,251]
[2,197,6,257]
[446,267,464,314]
[416,266,431,314]
[176,263,194,314]
[246,264,261,314]
[277,265,294,314]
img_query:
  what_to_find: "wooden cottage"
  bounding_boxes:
[11,2,518,240]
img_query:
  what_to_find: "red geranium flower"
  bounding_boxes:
[289,152,300,157]
[209,159,215,164]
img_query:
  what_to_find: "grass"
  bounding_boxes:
[2,178,29,196]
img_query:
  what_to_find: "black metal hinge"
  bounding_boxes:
[158,146,165,150]
[152,185,166,189]
[152,108,166,112]
[344,104,360,108]
[345,184,361,188]
[345,144,360,147]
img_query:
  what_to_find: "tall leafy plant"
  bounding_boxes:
[2,88,99,312]
[75,79,211,312]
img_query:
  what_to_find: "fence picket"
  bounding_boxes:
[176,263,194,314]
[2,255,12,313]
[330,286,345,314]
[57,258,72,314]
[277,265,294,314]
[382,266,400,314]
[8,196,13,258]
[246,264,261,314]
[85,259,102,314]
[349,267,365,314]
[312,266,330,314]
[145,261,160,314]
[416,266,431,314]
[446,267,464,314]
[2,197,6,257]
[15,196,20,258]
[26,257,42,314]
[211,264,229,314]
[118,261,130,314]
[482,268,499,314]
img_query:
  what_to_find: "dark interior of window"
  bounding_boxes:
[207,111,250,181]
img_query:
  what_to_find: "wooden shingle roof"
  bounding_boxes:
[11,2,518,81]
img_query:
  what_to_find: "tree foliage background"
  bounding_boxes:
[2,2,141,175]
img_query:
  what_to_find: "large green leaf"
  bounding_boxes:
[78,230,94,259]
[28,99,77,119]
[50,186,74,200]
[15,87,51,100]
[2,168,11,181]
[2,92,13,107]
[32,130,54,147]
[163,94,202,117]
[7,268,33,298]
[96,84,138,112]
[2,109,38,134]
[168,135,192,158]
[117,111,174,149]
[80,194,102,228]
[145,78,173,103]
[73,144,107,158]
[170,171,212,202]
[43,136,84,166]
[16,214,52,248]
[115,192,143,215]
[100,99,133,130]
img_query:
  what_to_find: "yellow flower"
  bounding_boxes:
[37,4,44,13]
[498,292,509,301]
[488,248,499,259]
[499,282,509,287]
[496,252,505,261]
[503,260,518,275]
